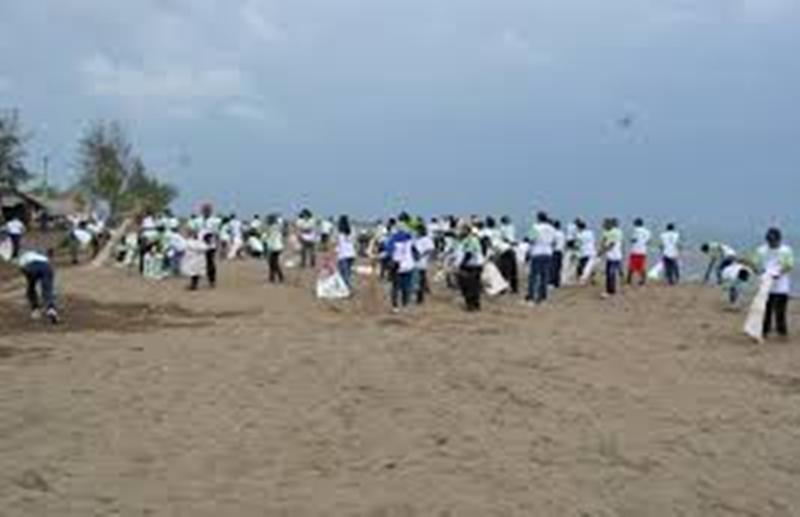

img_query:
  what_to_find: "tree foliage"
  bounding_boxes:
[76,120,178,218]
[0,109,31,189]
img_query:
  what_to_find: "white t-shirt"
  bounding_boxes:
[320,219,335,237]
[297,218,317,243]
[604,228,624,261]
[529,222,556,257]
[228,219,243,240]
[392,238,417,273]
[578,229,596,258]
[337,233,357,260]
[249,218,263,232]
[661,231,681,259]
[553,230,566,253]
[630,227,651,256]
[168,232,187,253]
[757,244,794,294]
[414,236,435,270]
[18,251,48,267]
[5,219,25,236]
[722,263,749,284]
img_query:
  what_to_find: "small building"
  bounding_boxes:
[0,187,47,224]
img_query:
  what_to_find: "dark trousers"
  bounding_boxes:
[664,257,680,285]
[205,249,217,287]
[528,255,551,303]
[337,257,354,289]
[577,256,590,279]
[23,261,55,310]
[498,249,519,293]
[10,234,21,259]
[606,260,622,295]
[300,241,316,269]
[764,293,789,337]
[269,251,284,283]
[416,269,429,304]
[459,266,483,311]
[392,271,413,308]
[551,251,564,288]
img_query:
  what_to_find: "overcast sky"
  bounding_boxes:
[1,0,798,231]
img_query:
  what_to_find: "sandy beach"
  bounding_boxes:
[2,260,800,516]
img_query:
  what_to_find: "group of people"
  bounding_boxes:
[0,205,794,340]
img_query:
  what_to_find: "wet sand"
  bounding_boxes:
[1,260,799,516]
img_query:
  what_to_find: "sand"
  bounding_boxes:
[1,260,800,517]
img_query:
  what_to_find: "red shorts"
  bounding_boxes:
[628,254,647,273]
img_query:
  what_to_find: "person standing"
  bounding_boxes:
[660,223,681,286]
[336,215,356,290]
[296,209,318,269]
[386,214,416,312]
[265,215,285,284]
[575,219,597,281]
[527,212,556,304]
[754,228,794,339]
[600,218,624,297]
[4,216,25,259]
[497,216,519,294]
[17,249,60,323]
[551,220,566,288]
[199,205,221,288]
[456,222,484,312]
[413,224,435,304]
[627,218,651,285]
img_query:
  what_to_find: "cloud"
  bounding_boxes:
[80,53,245,100]
[494,29,553,67]
[740,0,796,21]
[240,0,288,43]
[223,101,267,122]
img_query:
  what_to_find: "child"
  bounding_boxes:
[414,224,435,304]
[753,228,794,339]
[336,215,356,290]
[660,223,681,286]
[627,218,651,285]
[600,218,624,297]
[17,250,59,323]
[701,242,737,285]
[265,215,285,283]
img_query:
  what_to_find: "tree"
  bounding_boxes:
[76,120,178,219]
[124,158,178,214]
[0,109,31,189]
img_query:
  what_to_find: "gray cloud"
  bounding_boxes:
[0,0,798,231]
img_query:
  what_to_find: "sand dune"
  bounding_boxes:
[1,261,799,516]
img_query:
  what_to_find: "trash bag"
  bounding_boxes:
[482,261,509,297]
[0,238,11,262]
[647,262,664,281]
[316,271,350,299]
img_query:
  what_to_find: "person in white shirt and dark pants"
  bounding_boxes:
[17,250,59,323]
[4,217,25,259]
[660,223,681,286]
[755,228,794,339]
[527,212,556,304]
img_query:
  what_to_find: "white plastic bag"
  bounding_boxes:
[0,238,11,262]
[482,261,509,297]
[316,271,351,299]
[744,273,774,343]
[647,262,664,281]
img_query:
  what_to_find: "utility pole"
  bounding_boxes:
[42,154,49,193]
